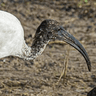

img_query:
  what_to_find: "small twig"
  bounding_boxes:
[48,40,66,45]
[63,45,70,83]
[56,45,70,85]
[56,56,67,85]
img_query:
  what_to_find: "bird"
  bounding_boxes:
[0,10,91,71]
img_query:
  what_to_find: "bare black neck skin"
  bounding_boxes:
[23,20,51,60]
[18,39,49,61]
[30,37,49,60]
[20,36,49,60]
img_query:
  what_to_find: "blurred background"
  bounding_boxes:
[0,0,96,96]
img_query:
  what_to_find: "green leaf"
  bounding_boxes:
[84,0,88,3]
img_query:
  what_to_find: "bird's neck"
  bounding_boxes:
[22,38,49,60]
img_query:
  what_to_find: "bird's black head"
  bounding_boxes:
[34,19,61,41]
[33,19,91,71]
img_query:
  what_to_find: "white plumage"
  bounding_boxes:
[0,10,31,58]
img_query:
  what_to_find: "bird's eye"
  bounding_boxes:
[58,28,61,31]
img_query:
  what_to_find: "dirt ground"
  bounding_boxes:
[0,0,96,96]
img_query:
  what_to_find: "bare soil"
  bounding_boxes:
[0,0,96,96]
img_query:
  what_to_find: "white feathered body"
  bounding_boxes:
[0,11,29,58]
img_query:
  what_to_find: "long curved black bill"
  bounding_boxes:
[58,26,91,71]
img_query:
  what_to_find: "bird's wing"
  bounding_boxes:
[0,11,24,58]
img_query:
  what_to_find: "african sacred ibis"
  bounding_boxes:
[0,10,91,71]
